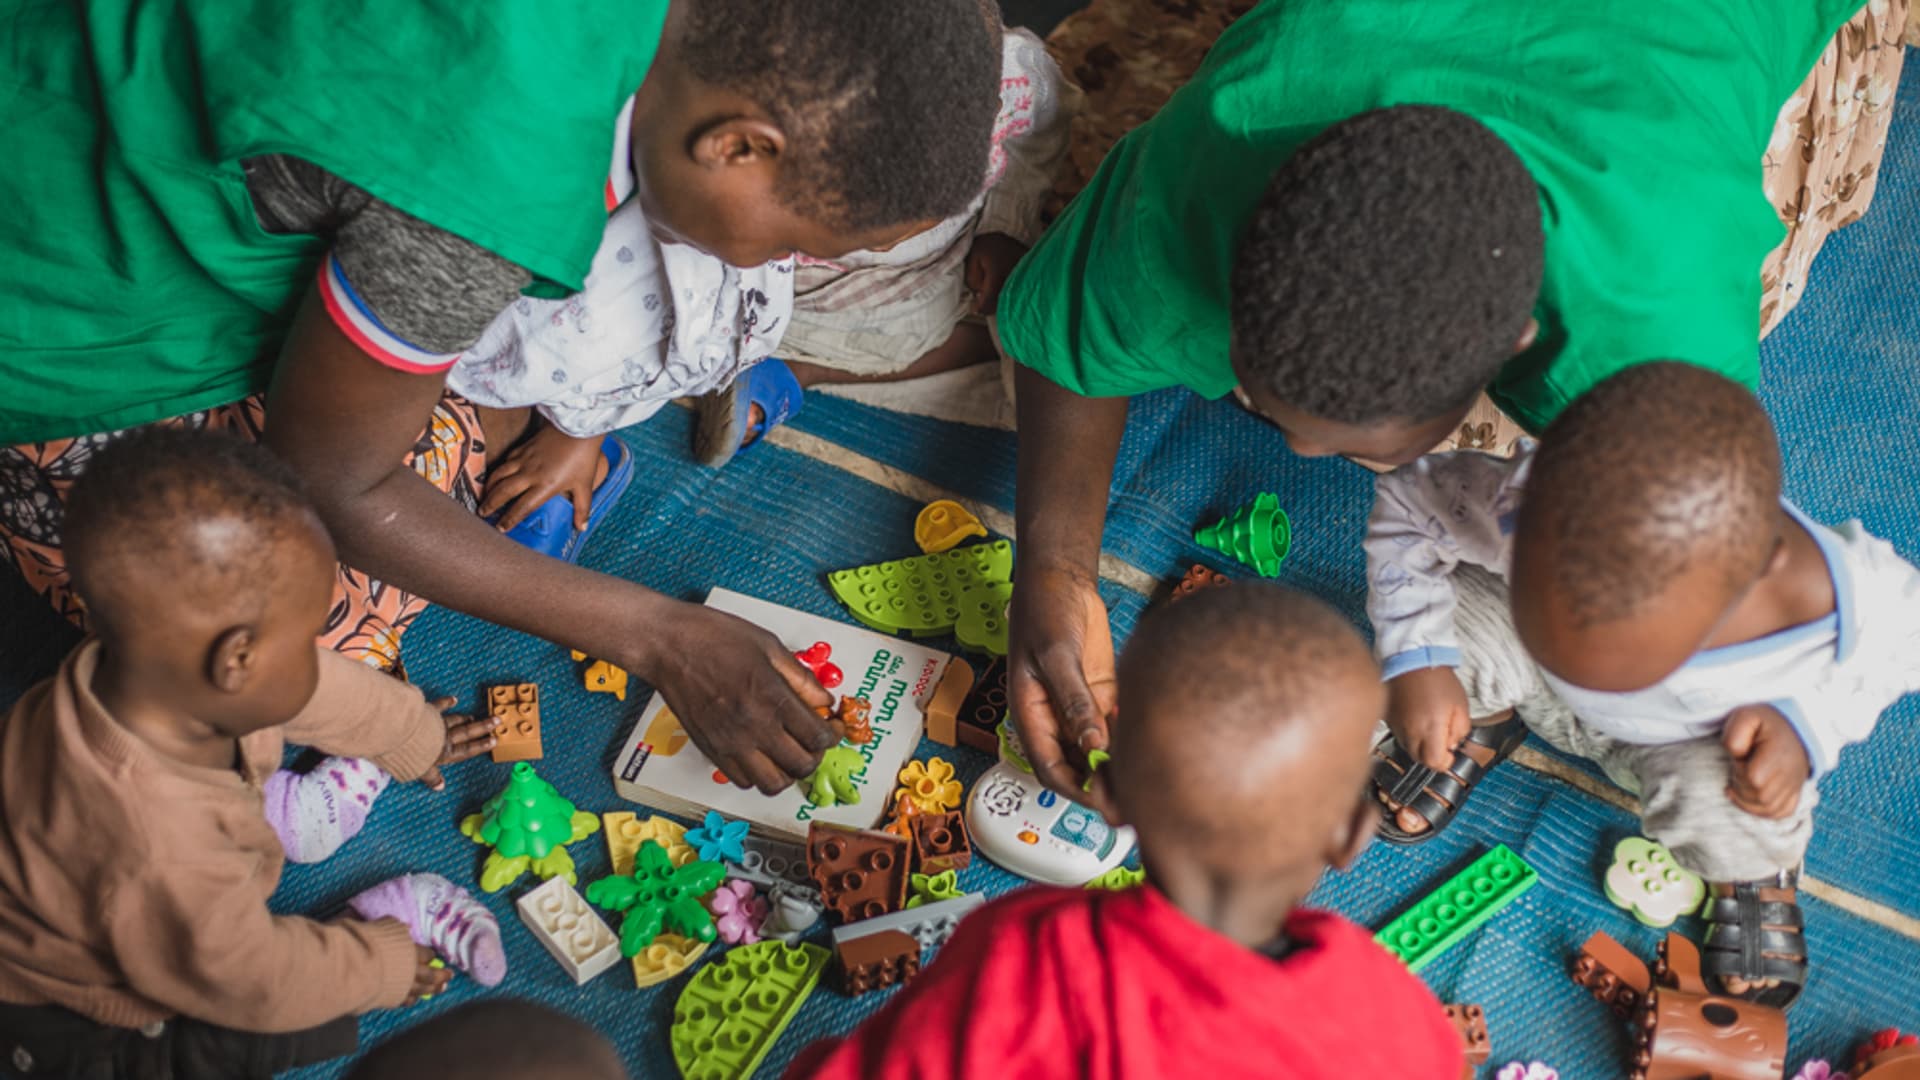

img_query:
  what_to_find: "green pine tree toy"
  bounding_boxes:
[459,762,601,893]
[1193,492,1292,577]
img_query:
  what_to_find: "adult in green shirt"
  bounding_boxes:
[1001,0,1887,795]
[0,0,1003,798]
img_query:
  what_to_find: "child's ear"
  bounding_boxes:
[1327,791,1379,871]
[691,117,785,170]
[207,626,258,694]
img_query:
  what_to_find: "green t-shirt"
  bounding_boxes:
[998,0,1861,432]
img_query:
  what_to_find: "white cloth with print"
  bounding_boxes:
[1365,440,1920,777]
[448,198,795,438]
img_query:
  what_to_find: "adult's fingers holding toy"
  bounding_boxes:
[1009,567,1118,801]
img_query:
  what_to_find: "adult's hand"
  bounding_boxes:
[1008,561,1117,803]
[1006,358,1131,805]
[265,283,836,787]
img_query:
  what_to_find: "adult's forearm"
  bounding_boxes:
[1013,362,1128,577]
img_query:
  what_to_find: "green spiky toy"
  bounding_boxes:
[459,762,600,892]
[1194,493,1292,577]
[585,840,725,956]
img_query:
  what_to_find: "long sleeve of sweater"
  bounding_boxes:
[280,648,447,782]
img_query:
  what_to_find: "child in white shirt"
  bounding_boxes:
[1365,362,1920,1010]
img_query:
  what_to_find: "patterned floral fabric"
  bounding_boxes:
[0,394,487,671]
[1044,0,1908,462]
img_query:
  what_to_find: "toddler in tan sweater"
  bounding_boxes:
[0,430,501,1079]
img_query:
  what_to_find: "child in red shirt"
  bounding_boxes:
[790,584,1465,1078]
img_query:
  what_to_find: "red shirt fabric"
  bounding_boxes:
[788,884,1464,1079]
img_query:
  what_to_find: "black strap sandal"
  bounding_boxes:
[1702,872,1808,1010]
[1370,713,1529,845]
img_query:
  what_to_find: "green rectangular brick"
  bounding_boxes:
[1374,844,1538,972]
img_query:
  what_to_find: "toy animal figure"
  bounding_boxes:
[836,696,874,744]
[805,745,865,807]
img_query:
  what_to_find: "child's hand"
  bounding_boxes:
[479,424,604,532]
[1385,666,1473,771]
[417,697,500,792]
[409,943,451,1002]
[966,232,1029,316]
[1722,704,1810,819]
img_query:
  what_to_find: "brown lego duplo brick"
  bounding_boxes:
[955,658,1007,755]
[923,658,975,747]
[834,929,919,996]
[1165,563,1231,605]
[909,811,972,874]
[1443,1004,1490,1068]
[1632,985,1787,1080]
[488,683,543,763]
[1570,931,1652,1019]
[806,822,909,924]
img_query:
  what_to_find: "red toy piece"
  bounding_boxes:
[1571,931,1652,1019]
[796,642,844,690]
[909,810,972,875]
[1857,1031,1920,1078]
[806,822,910,924]
[834,928,920,996]
[1443,1004,1490,1073]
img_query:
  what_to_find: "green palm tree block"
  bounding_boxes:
[459,762,600,893]
[585,840,726,957]
[1193,492,1292,577]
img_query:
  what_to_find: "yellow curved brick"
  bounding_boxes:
[632,933,711,988]
[604,811,696,875]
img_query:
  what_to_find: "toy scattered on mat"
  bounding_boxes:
[906,869,962,909]
[834,928,919,996]
[762,881,826,945]
[671,941,830,1080]
[908,809,972,874]
[1605,836,1705,928]
[966,720,1136,885]
[461,762,600,891]
[586,840,726,955]
[632,933,711,989]
[825,540,1013,656]
[834,696,874,744]
[1572,930,1651,1019]
[570,650,630,701]
[1445,1004,1491,1072]
[1374,844,1537,972]
[1194,492,1291,577]
[830,892,984,958]
[1496,1063,1557,1080]
[1166,563,1232,604]
[1081,748,1110,793]
[705,879,771,945]
[726,835,814,891]
[794,641,843,689]
[922,657,976,747]
[686,810,750,863]
[897,756,964,813]
[1853,1030,1920,1077]
[605,811,696,874]
[1569,930,1788,1080]
[883,787,923,840]
[807,821,910,923]
[1788,1064,1841,1080]
[517,876,622,985]
[914,499,987,553]
[486,682,543,763]
[1085,865,1145,890]
[804,745,867,807]
[347,872,507,987]
[951,657,1007,754]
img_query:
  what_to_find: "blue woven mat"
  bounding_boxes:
[1,49,1918,1080]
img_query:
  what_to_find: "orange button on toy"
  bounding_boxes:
[1018,830,1039,845]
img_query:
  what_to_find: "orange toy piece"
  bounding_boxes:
[836,697,874,745]
[922,658,975,747]
[488,683,543,763]
[883,789,924,841]
[583,659,628,701]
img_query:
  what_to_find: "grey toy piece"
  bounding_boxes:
[727,836,812,890]
[762,881,825,945]
[829,893,985,954]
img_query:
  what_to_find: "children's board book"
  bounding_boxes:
[613,588,952,842]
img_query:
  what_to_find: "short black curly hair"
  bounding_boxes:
[1232,106,1545,424]
[679,0,1003,233]
[65,428,325,640]
[1516,363,1781,628]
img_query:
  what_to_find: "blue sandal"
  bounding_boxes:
[693,358,804,467]
[499,435,635,563]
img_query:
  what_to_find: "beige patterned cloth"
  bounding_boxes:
[1046,0,1911,461]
